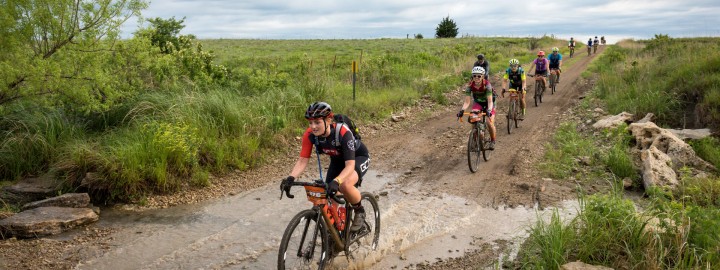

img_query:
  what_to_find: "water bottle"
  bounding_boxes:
[337,205,347,231]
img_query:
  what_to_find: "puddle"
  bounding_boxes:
[74,170,580,269]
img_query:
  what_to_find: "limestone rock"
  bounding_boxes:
[22,193,91,211]
[635,113,655,124]
[1,174,60,205]
[0,207,98,238]
[628,121,715,172]
[667,128,712,140]
[592,112,633,129]
[641,146,678,190]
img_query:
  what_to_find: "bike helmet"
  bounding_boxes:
[305,102,333,119]
[537,51,545,56]
[570,37,574,40]
[552,47,559,52]
[509,59,520,66]
[471,66,486,75]
[476,54,485,60]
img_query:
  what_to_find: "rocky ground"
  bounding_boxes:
[0,47,612,269]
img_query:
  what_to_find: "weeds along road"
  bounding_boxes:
[0,46,606,269]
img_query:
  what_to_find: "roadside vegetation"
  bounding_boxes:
[0,2,567,203]
[525,36,720,269]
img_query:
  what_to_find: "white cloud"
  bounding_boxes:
[120,0,720,40]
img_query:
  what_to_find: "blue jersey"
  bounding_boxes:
[548,53,562,65]
[587,40,592,46]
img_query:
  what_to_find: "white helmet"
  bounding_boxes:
[472,66,486,75]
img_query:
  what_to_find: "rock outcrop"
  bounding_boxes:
[0,207,98,238]
[22,193,91,211]
[592,111,633,129]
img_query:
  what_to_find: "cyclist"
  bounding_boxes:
[568,37,576,56]
[527,50,549,92]
[456,66,497,150]
[593,36,599,53]
[281,102,370,232]
[501,59,527,120]
[587,38,593,55]
[473,54,490,79]
[601,36,606,45]
[548,47,563,83]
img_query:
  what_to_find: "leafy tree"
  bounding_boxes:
[0,0,148,112]
[435,16,458,38]
[142,17,195,54]
[415,33,424,39]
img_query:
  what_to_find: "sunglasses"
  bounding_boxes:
[510,65,519,68]
[472,75,484,78]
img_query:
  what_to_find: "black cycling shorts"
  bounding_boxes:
[326,155,370,187]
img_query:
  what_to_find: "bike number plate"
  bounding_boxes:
[304,186,328,205]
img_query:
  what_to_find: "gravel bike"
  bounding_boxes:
[568,46,575,58]
[278,180,380,270]
[459,112,492,173]
[504,89,521,134]
[528,74,545,107]
[549,69,559,95]
[587,45,591,56]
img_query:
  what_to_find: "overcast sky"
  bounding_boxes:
[121,0,720,43]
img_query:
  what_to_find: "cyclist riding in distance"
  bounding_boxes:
[527,51,550,92]
[456,66,497,150]
[548,47,563,83]
[473,54,490,80]
[281,102,370,232]
[501,59,527,120]
[568,37,576,51]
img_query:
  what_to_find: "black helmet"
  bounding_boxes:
[305,102,333,119]
[476,54,485,60]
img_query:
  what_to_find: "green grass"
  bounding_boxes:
[690,137,720,170]
[540,122,597,179]
[2,36,564,202]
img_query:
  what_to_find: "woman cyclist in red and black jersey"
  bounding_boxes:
[280,102,370,232]
[456,66,497,150]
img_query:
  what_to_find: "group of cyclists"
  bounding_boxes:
[278,37,603,232]
[568,36,605,55]
[457,46,565,150]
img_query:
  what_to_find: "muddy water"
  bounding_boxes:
[75,171,579,269]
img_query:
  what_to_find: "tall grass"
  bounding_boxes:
[2,37,563,202]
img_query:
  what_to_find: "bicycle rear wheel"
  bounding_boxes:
[506,101,515,134]
[347,192,381,257]
[467,126,481,172]
[278,209,329,270]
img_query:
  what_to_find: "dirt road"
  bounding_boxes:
[0,46,605,269]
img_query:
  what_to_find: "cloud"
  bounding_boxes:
[120,0,720,40]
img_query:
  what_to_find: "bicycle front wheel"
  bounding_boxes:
[467,127,481,173]
[534,82,540,107]
[278,209,329,270]
[347,192,381,257]
[550,73,556,95]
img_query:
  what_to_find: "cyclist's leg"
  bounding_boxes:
[483,101,497,141]
[326,159,361,204]
[347,155,369,231]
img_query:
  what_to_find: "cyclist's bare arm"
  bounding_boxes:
[289,157,310,178]
[461,95,472,111]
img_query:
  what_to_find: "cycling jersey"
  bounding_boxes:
[466,79,493,103]
[533,58,548,71]
[504,67,526,90]
[300,123,370,183]
[587,40,592,46]
[593,38,599,45]
[568,41,576,47]
[548,53,562,69]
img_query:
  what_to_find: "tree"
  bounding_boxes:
[435,16,458,38]
[0,0,148,111]
[415,33,424,39]
[142,17,195,54]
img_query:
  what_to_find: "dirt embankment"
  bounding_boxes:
[0,46,607,269]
